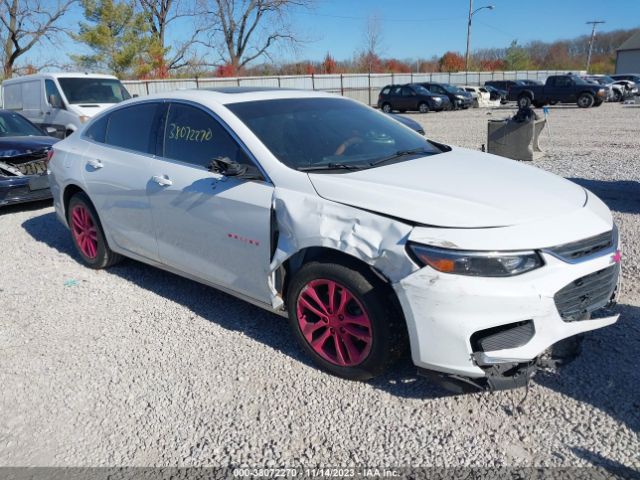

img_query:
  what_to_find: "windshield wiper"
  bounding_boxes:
[370,147,430,166]
[298,162,364,172]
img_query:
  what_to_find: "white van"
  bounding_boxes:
[2,72,131,138]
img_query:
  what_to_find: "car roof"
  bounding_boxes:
[2,72,119,84]
[123,87,338,106]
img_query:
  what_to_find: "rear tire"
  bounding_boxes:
[613,90,623,102]
[67,192,123,269]
[577,93,595,108]
[381,103,392,113]
[286,261,405,381]
[517,95,532,109]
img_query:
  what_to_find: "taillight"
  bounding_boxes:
[45,149,54,165]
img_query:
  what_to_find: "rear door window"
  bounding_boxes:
[105,103,160,154]
[162,103,248,169]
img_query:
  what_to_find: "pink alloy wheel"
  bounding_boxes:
[296,279,373,367]
[71,205,98,259]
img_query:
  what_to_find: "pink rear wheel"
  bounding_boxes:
[67,192,122,269]
[296,279,373,367]
[70,205,98,259]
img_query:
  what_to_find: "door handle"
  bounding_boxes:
[151,175,172,186]
[87,159,103,169]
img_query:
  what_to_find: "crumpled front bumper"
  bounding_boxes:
[393,246,621,379]
[0,173,51,207]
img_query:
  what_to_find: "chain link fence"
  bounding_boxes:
[122,70,586,105]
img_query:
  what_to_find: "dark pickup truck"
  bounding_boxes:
[509,75,606,108]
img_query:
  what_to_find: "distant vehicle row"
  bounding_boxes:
[377,83,473,113]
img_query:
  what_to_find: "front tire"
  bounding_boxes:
[518,95,532,109]
[286,261,404,381]
[67,192,122,269]
[418,102,429,114]
[577,93,595,108]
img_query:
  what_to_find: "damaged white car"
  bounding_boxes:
[48,88,622,392]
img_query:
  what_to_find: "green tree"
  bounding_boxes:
[504,40,532,71]
[73,0,152,77]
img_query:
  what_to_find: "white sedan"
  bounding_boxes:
[48,88,621,392]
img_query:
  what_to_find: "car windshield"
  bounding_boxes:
[57,78,131,104]
[0,111,44,137]
[442,84,459,93]
[228,97,442,171]
[412,85,432,95]
[598,76,615,83]
[572,76,592,86]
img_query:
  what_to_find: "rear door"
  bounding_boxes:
[146,101,274,302]
[81,102,162,261]
[401,87,417,110]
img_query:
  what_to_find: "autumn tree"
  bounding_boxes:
[74,0,153,77]
[504,40,532,70]
[438,51,464,72]
[0,0,75,78]
[321,52,337,74]
[137,0,200,75]
[201,0,312,71]
[357,13,383,73]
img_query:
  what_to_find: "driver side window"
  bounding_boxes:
[162,103,249,168]
[45,80,63,108]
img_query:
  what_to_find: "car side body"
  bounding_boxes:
[377,84,450,113]
[509,75,606,108]
[48,89,622,392]
[418,82,473,110]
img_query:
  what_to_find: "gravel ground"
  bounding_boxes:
[0,103,638,469]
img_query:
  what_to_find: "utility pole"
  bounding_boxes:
[465,0,473,72]
[465,1,495,71]
[585,20,605,73]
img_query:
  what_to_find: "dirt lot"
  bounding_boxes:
[0,102,638,469]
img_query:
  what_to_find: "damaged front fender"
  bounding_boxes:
[267,187,418,308]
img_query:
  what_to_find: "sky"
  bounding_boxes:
[24,0,640,68]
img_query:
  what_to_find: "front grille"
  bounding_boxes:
[554,264,620,322]
[547,230,614,262]
[470,320,535,352]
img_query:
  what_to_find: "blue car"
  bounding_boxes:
[0,110,58,207]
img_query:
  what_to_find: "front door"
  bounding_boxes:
[147,102,274,303]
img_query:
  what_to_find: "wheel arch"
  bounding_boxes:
[518,89,534,99]
[62,183,86,219]
[277,246,402,313]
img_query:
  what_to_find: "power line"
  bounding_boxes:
[296,11,466,23]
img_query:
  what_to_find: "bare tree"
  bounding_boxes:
[201,0,311,70]
[137,0,202,71]
[359,13,383,73]
[0,0,75,78]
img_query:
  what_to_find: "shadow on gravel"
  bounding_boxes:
[535,303,640,433]
[21,211,452,399]
[0,199,52,216]
[570,447,640,477]
[568,178,640,214]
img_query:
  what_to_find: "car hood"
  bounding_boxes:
[307,147,587,228]
[0,136,58,156]
[67,103,117,118]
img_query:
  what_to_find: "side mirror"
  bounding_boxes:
[48,94,62,109]
[208,156,262,180]
[133,94,139,98]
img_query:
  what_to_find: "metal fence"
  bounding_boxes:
[122,70,586,105]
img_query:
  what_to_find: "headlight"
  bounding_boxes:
[407,243,543,277]
[79,115,90,123]
[456,95,465,100]
[433,97,442,103]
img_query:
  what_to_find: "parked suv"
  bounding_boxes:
[377,84,450,113]
[418,82,473,109]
